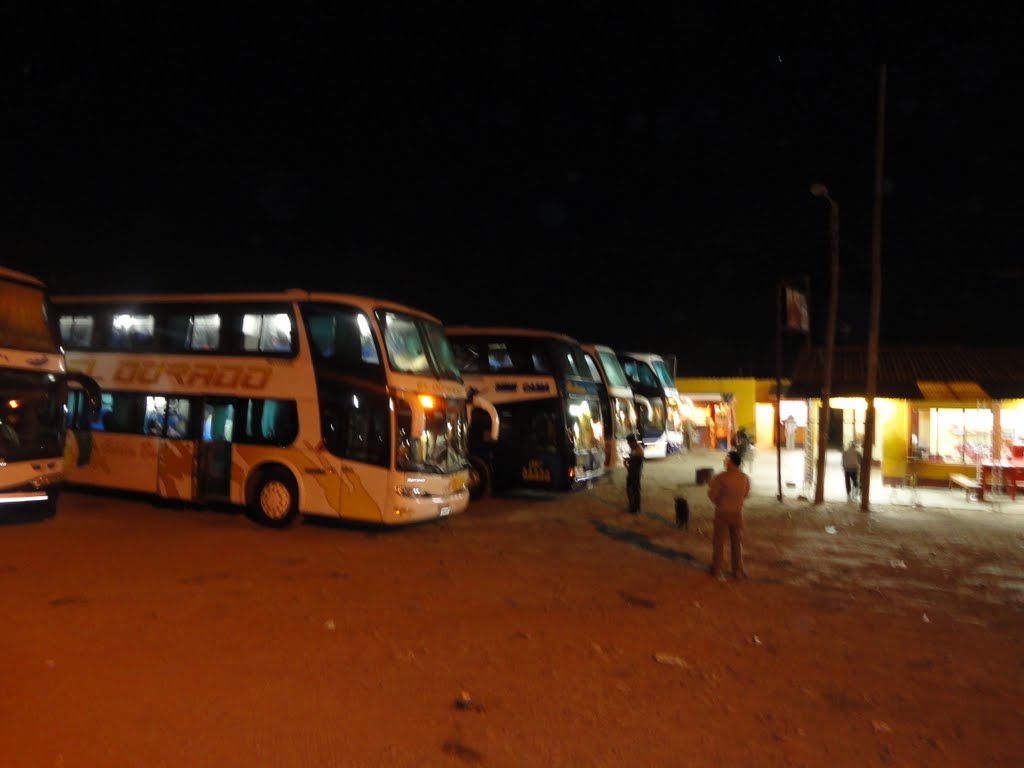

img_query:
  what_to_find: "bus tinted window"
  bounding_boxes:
[190,314,221,351]
[452,341,482,372]
[243,312,293,353]
[59,315,95,349]
[110,313,156,350]
[319,387,390,467]
[551,341,592,380]
[96,392,147,433]
[303,304,382,369]
[237,399,298,446]
[482,340,550,374]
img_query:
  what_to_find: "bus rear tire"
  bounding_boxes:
[468,456,492,501]
[249,468,299,528]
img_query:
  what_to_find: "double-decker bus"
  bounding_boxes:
[616,350,680,459]
[1,266,99,516]
[447,326,605,498]
[52,290,472,527]
[581,343,637,469]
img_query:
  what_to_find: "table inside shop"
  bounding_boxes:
[978,460,1024,501]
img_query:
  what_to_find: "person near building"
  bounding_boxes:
[784,415,797,450]
[707,449,751,580]
[842,441,863,499]
[732,426,753,470]
[624,433,645,515]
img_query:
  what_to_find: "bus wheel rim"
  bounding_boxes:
[260,481,292,519]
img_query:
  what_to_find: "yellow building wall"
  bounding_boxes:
[878,399,907,484]
[676,377,758,440]
[755,403,776,448]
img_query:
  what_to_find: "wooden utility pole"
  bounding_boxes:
[861,61,887,512]
[811,185,839,505]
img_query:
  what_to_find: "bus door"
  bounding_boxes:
[156,396,199,501]
[198,398,235,501]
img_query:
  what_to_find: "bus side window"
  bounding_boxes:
[319,389,389,467]
[165,398,192,438]
[531,342,551,374]
[101,393,147,434]
[487,343,515,373]
[451,341,480,372]
[59,315,95,348]
[236,398,297,446]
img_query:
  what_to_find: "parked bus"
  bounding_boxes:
[616,350,679,459]
[52,290,472,527]
[447,327,605,498]
[1,266,99,516]
[581,343,637,469]
[659,353,688,452]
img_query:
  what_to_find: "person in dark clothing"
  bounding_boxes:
[625,433,645,514]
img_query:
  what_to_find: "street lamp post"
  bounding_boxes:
[811,183,839,505]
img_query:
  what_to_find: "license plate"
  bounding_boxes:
[439,506,451,517]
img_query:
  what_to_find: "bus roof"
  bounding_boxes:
[618,350,667,361]
[446,326,582,345]
[0,265,46,288]
[49,289,443,324]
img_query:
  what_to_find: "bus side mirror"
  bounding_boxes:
[634,394,652,420]
[468,393,500,441]
[67,371,102,422]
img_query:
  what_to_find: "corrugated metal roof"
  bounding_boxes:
[786,345,1024,400]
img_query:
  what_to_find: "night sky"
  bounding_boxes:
[4,6,1020,375]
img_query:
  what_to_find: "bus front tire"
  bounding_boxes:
[468,456,492,501]
[250,468,299,528]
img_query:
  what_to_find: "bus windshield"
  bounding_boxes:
[597,349,630,389]
[396,396,468,473]
[0,370,65,462]
[0,281,60,353]
[379,310,461,380]
[652,359,675,390]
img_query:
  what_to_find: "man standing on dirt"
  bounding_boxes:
[618,434,643,518]
[707,449,750,580]
[625,433,644,514]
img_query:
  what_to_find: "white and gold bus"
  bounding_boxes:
[52,290,472,527]
[581,343,637,469]
[1,266,99,516]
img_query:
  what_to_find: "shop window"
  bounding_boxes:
[917,407,994,464]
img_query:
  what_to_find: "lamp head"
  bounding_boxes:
[810,182,831,200]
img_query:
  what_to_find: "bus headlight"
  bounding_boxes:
[395,485,428,497]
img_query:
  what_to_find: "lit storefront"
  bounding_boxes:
[786,346,1024,490]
